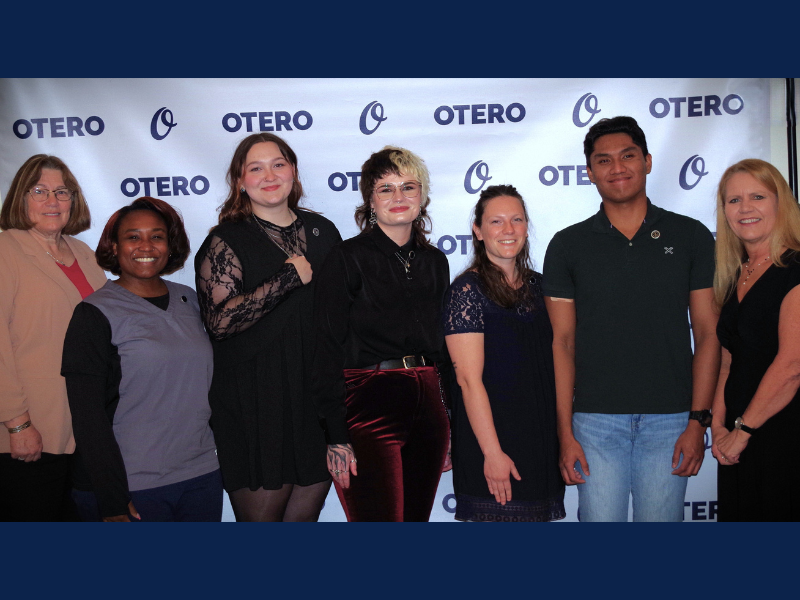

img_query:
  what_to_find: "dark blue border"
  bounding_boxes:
[4,4,794,76]
[4,3,794,593]
[1,522,794,593]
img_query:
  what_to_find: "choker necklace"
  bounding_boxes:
[741,255,770,286]
[395,250,415,280]
[253,212,298,259]
[46,251,67,266]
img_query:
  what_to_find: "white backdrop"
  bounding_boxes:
[0,78,771,521]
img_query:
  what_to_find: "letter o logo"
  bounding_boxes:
[434,106,454,125]
[649,98,670,118]
[190,176,210,195]
[84,116,104,136]
[437,235,457,255]
[328,173,348,192]
[572,93,601,127]
[679,155,709,191]
[12,119,32,139]
[359,101,387,135]
[222,113,242,132]
[722,94,744,115]
[120,178,140,198]
[464,160,492,194]
[539,166,559,186]
[292,111,313,130]
[506,103,526,123]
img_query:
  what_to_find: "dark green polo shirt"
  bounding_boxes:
[542,200,715,414]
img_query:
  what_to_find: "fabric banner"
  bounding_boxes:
[0,78,771,521]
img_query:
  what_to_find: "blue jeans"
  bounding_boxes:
[572,412,689,522]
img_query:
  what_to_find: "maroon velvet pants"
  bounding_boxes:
[335,365,450,522]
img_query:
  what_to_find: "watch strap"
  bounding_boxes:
[689,410,712,427]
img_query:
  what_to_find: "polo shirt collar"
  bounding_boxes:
[591,198,664,234]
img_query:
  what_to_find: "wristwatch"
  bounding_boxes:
[734,417,757,434]
[689,410,712,427]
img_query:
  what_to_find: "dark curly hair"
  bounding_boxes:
[95,197,190,276]
[465,184,535,309]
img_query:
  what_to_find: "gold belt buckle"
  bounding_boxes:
[402,355,425,369]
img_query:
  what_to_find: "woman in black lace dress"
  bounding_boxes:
[194,133,341,521]
[443,185,565,521]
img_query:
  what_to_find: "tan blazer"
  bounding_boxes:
[0,229,107,454]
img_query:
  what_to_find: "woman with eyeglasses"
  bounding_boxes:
[312,146,452,521]
[0,155,106,521]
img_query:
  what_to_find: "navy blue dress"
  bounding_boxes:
[443,271,565,522]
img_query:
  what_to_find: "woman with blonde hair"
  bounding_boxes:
[711,158,800,520]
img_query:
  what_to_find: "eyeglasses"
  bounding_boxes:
[373,181,421,201]
[28,187,73,202]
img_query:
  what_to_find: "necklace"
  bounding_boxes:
[46,251,67,266]
[394,250,415,280]
[741,255,770,286]
[253,212,298,259]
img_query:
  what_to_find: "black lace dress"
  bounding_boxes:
[194,210,341,492]
[443,271,565,521]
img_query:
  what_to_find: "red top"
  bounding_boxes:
[57,260,96,299]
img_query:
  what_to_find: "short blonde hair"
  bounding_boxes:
[355,146,433,247]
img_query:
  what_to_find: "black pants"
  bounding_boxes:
[0,453,79,521]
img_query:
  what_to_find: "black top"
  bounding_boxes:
[716,251,800,520]
[542,200,715,414]
[311,225,451,444]
[62,303,126,514]
[193,210,342,492]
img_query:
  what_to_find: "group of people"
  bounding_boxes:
[1,115,798,522]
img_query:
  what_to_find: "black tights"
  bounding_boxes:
[228,480,331,522]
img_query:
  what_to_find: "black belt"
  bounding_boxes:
[365,355,433,370]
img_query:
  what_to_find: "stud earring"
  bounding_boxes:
[240,187,246,194]
[369,209,377,226]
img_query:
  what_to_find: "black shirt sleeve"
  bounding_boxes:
[61,302,130,519]
[195,235,303,341]
[311,246,354,444]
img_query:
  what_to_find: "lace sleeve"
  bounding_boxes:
[443,276,485,335]
[196,235,302,341]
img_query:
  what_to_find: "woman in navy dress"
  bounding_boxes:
[443,185,565,522]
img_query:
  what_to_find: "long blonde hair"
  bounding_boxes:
[714,158,800,306]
